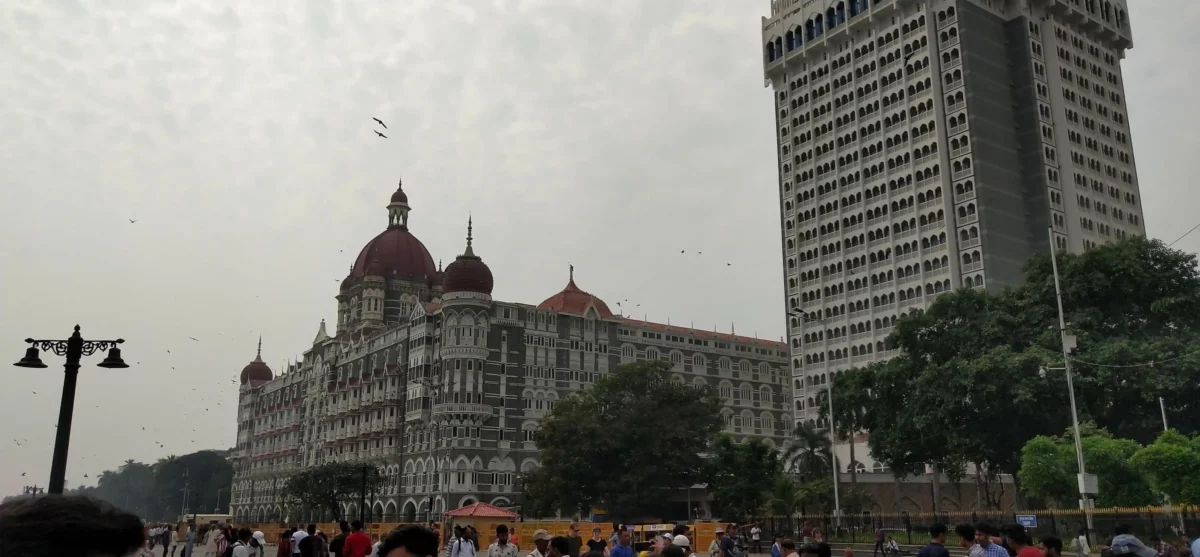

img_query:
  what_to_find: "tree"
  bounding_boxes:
[706,436,781,521]
[818,367,873,486]
[1129,429,1200,505]
[281,461,383,521]
[782,422,832,481]
[1017,424,1156,508]
[64,450,232,520]
[523,360,723,520]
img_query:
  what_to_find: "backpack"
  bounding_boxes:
[223,542,241,557]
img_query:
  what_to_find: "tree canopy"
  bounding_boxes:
[705,436,781,521]
[1017,424,1156,508]
[521,360,723,520]
[281,461,384,521]
[819,237,1200,508]
[59,450,233,520]
[1129,429,1200,505]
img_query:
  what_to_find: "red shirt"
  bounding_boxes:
[344,532,373,557]
[1017,547,1043,557]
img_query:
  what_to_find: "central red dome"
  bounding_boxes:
[349,227,438,283]
[537,273,614,318]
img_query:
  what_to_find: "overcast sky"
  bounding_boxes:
[0,0,1196,498]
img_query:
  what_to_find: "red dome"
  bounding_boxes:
[443,255,494,295]
[349,227,438,284]
[240,341,273,385]
[537,275,614,318]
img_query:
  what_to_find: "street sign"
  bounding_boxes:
[1015,515,1037,528]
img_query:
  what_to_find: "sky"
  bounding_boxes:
[0,0,1197,498]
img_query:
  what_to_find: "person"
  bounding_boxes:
[345,521,374,557]
[661,546,685,557]
[1041,538,1063,557]
[587,528,608,556]
[567,524,584,557]
[185,526,197,557]
[752,526,763,555]
[218,527,232,557]
[299,525,319,557]
[1189,535,1200,557]
[610,529,634,557]
[1180,537,1191,557]
[332,522,352,557]
[918,524,951,557]
[709,530,724,557]
[376,525,440,557]
[252,532,267,557]
[490,525,520,557]
[801,524,813,545]
[886,538,900,556]
[531,530,553,557]
[1075,530,1092,557]
[955,525,984,557]
[812,530,831,557]
[167,526,180,557]
[232,529,255,557]
[0,494,146,557]
[772,534,785,557]
[1005,527,1042,557]
[873,528,886,557]
[976,524,1012,557]
[293,527,311,557]
[1106,527,1159,557]
[781,540,798,557]
[718,529,739,557]
[549,537,571,557]
[316,532,332,557]
[451,525,477,557]
[1149,538,1177,557]
[278,532,293,557]
[206,525,222,557]
[673,535,695,557]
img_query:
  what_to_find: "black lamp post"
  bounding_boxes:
[14,325,128,494]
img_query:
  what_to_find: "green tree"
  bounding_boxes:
[523,360,723,520]
[281,461,384,521]
[782,422,832,481]
[1129,429,1200,505]
[706,436,781,521]
[1017,425,1156,508]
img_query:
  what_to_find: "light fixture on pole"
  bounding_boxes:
[14,325,129,494]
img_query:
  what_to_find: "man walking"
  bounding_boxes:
[975,524,1011,557]
[332,522,351,557]
[610,529,634,557]
[490,525,519,557]
[918,525,951,557]
[345,521,374,557]
[751,526,763,555]
[566,524,583,557]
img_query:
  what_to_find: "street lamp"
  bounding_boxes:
[14,325,128,494]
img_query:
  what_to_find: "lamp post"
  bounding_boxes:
[14,325,128,494]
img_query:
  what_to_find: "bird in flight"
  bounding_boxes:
[374,130,387,138]
[129,219,137,223]
[373,118,387,129]
[188,337,199,342]
[21,472,25,477]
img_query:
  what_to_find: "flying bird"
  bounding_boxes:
[21,472,25,476]
[680,250,685,253]
[373,117,387,129]
[129,219,137,223]
[188,337,199,342]
[374,130,387,138]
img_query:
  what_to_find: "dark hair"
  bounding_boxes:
[239,528,253,542]
[930,524,947,539]
[352,520,364,532]
[497,525,509,535]
[550,536,571,555]
[975,523,997,537]
[1114,525,1132,536]
[308,524,317,535]
[662,545,686,557]
[0,495,145,557]
[584,552,606,557]
[1043,537,1063,553]
[955,525,976,541]
[1078,529,1088,537]
[673,525,690,537]
[341,521,351,534]
[782,539,797,551]
[380,525,440,557]
[775,532,784,540]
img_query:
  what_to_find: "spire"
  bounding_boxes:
[569,263,574,283]
[253,336,264,363]
[463,215,475,257]
[438,259,443,272]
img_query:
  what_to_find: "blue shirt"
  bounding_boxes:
[980,542,1010,557]
[917,543,950,557]
[610,544,634,557]
[771,544,783,557]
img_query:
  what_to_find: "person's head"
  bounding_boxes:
[592,527,602,539]
[1040,537,1062,557]
[379,525,440,557]
[814,529,824,543]
[341,522,351,534]
[549,536,571,557]
[282,532,291,542]
[0,494,145,557]
[497,525,510,545]
[570,523,580,538]
[662,545,686,557]
[930,524,947,544]
[775,533,784,545]
[782,540,796,555]
[239,529,253,542]
[672,535,691,552]
[353,521,364,532]
[673,525,690,538]
[716,529,725,540]
[1004,527,1029,549]
[975,523,994,546]
[619,529,631,545]
[954,525,975,549]
[1114,525,1132,536]
[534,530,551,553]
[1078,529,1088,538]
[308,524,317,535]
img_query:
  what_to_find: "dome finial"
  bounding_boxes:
[569,263,574,282]
[463,214,475,257]
[388,178,411,228]
[256,336,262,358]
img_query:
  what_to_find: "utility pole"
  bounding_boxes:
[181,468,191,521]
[1048,227,1096,542]
[826,387,841,521]
[360,464,367,522]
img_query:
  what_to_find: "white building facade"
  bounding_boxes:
[760,0,1144,447]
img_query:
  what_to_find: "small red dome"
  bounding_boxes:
[537,274,613,318]
[390,187,408,204]
[240,341,273,385]
[443,255,494,295]
[349,227,437,284]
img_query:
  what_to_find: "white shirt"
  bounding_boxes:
[292,531,310,554]
[751,529,761,541]
[489,542,519,557]
[1075,536,1091,557]
[453,538,477,557]
[233,543,251,557]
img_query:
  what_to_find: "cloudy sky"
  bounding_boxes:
[0,0,1196,498]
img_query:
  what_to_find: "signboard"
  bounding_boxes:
[1015,515,1037,528]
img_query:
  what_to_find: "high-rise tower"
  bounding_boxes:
[761,0,1144,429]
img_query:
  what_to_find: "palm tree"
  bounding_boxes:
[782,422,832,480]
[762,475,805,528]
